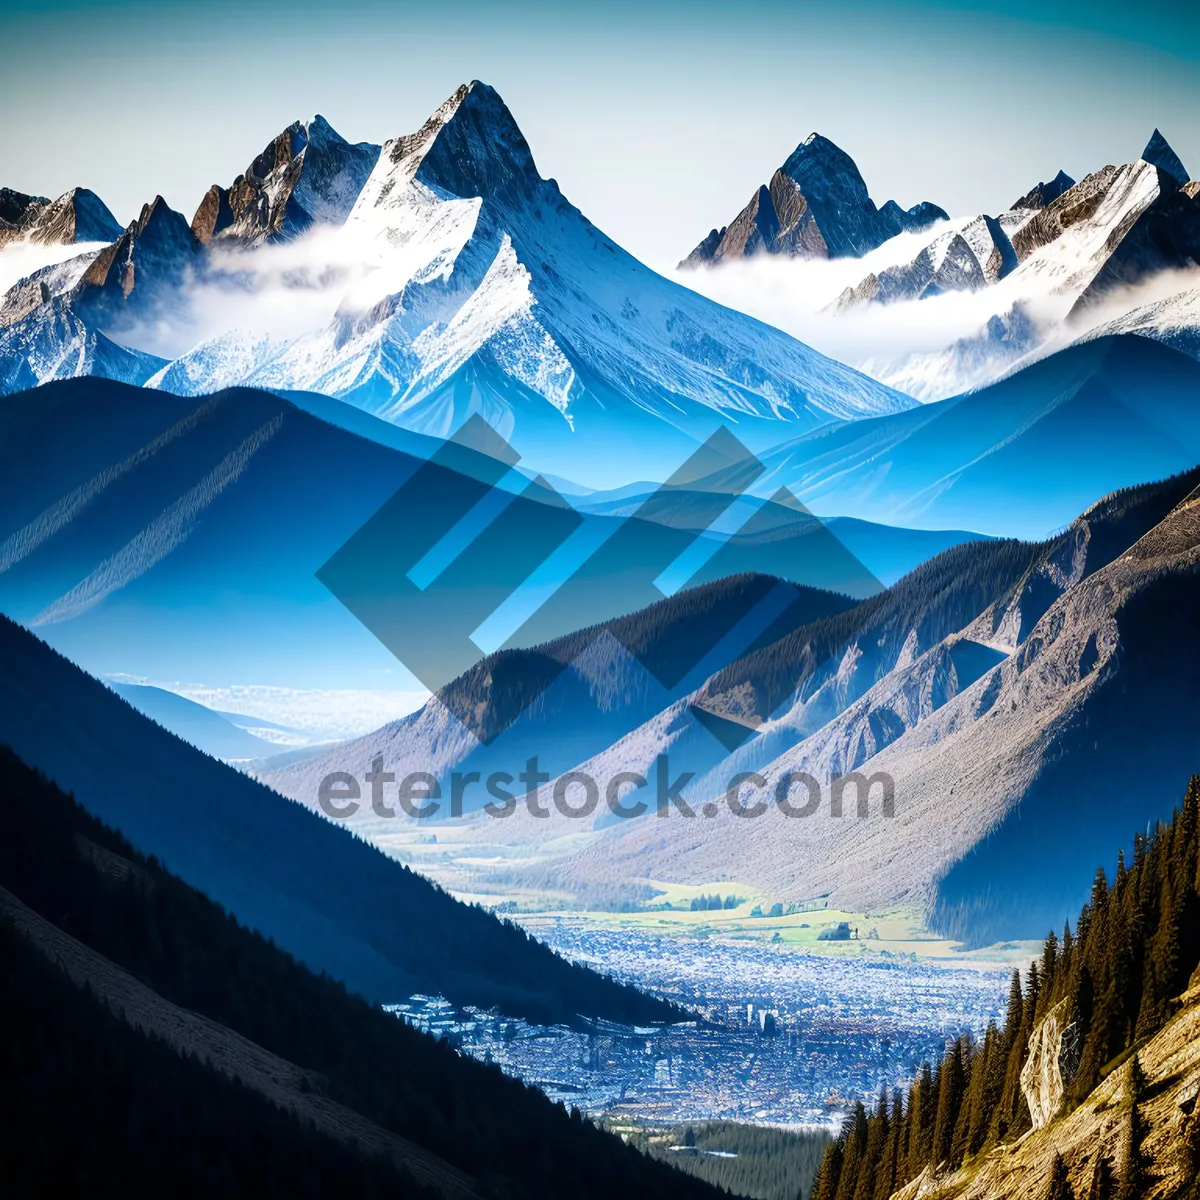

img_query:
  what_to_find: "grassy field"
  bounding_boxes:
[371,829,1040,966]
[516,891,1040,966]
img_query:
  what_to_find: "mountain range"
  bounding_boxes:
[0,82,914,486]
[2,80,1199,956]
[271,458,1200,945]
[4,83,1198,525]
[823,127,1199,314]
[0,376,978,701]
[687,126,1200,404]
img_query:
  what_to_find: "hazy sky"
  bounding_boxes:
[2,0,1197,269]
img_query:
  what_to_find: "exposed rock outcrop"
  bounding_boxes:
[75,196,202,331]
[1020,999,1078,1131]
[681,132,946,265]
[1011,169,1077,211]
[831,215,1016,310]
[191,114,380,245]
[887,983,1200,1199]
[0,186,122,248]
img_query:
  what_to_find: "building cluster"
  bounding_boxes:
[387,919,1009,1127]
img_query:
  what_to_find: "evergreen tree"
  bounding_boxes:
[1119,1055,1151,1200]
[964,1024,1004,1157]
[931,1039,966,1167]
[811,1134,843,1200]
[851,1091,889,1200]
[1046,1152,1076,1200]
[814,778,1200,1200]
[871,1091,903,1200]
[906,1063,935,1176]
[833,1102,868,1200]
[1086,1157,1114,1200]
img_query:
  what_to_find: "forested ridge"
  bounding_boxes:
[0,746,724,1200]
[0,612,680,1025]
[626,1120,831,1200]
[813,776,1200,1200]
[0,920,428,1199]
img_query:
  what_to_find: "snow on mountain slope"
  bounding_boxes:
[830,215,1014,310]
[0,247,109,326]
[132,82,916,482]
[0,83,923,485]
[682,132,1200,404]
[145,330,287,394]
[860,141,1200,396]
[1076,281,1200,360]
[0,194,203,389]
[0,187,124,325]
[0,300,165,393]
[827,151,1174,318]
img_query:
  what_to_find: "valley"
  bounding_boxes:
[2,19,1199,1197]
[387,922,1011,1127]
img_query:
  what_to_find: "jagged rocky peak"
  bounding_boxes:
[0,185,122,247]
[877,198,947,239]
[192,114,380,245]
[77,195,200,323]
[1011,169,1076,211]
[1141,128,1189,188]
[0,187,48,233]
[374,80,543,204]
[831,213,1017,312]
[681,130,947,266]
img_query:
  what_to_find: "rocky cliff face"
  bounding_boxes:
[828,129,1200,322]
[681,132,946,266]
[831,214,1017,310]
[1020,1000,1079,1131]
[76,196,202,330]
[191,115,379,245]
[1,82,914,475]
[1010,169,1076,211]
[0,186,122,248]
[421,466,1200,938]
[888,981,1200,1199]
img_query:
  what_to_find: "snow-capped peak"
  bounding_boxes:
[2,80,914,486]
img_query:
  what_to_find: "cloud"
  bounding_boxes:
[0,239,107,297]
[115,190,481,361]
[671,237,1059,393]
[670,227,1200,401]
[161,681,426,740]
[113,225,379,359]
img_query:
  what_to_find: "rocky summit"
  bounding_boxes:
[680,131,947,266]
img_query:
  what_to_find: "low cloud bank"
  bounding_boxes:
[670,233,1200,400]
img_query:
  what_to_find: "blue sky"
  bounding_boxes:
[1,0,1197,267]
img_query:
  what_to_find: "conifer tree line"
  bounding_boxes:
[690,893,743,911]
[0,748,723,1200]
[811,776,1200,1200]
